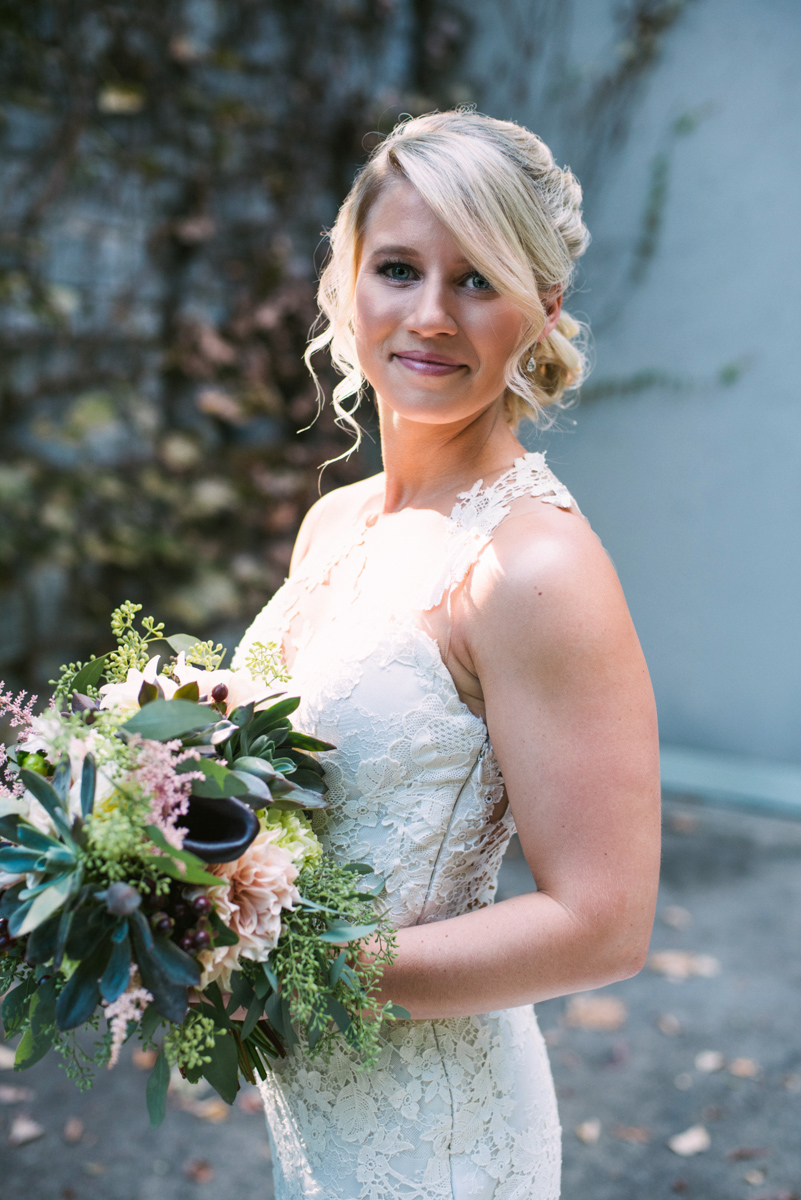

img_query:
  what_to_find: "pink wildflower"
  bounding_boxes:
[125,736,203,849]
[0,683,37,731]
[103,972,153,1068]
[0,741,25,803]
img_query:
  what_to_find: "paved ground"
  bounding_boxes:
[1,794,800,1199]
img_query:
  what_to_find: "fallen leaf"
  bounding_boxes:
[669,813,699,834]
[662,905,693,930]
[0,1085,34,1103]
[132,1047,158,1070]
[564,994,627,1031]
[702,1105,724,1122]
[613,1125,651,1144]
[83,1162,106,1176]
[8,1115,45,1147]
[656,1012,682,1037]
[670,1180,689,1194]
[728,1147,771,1161]
[177,1097,230,1123]
[62,1189,77,1199]
[668,1124,711,1156]
[648,951,721,981]
[0,1046,17,1069]
[729,1057,760,1079]
[783,1074,801,1092]
[63,1118,84,1144]
[744,1170,767,1186]
[695,1050,725,1073]
[184,1158,215,1183]
[575,1119,601,1145]
[237,1091,263,1115]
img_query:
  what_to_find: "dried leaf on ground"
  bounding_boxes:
[656,1012,682,1036]
[783,1074,801,1092]
[176,1096,230,1123]
[564,994,627,1031]
[0,1085,34,1103]
[670,1180,689,1194]
[613,1125,651,1144]
[695,1050,726,1073]
[575,1119,601,1145]
[668,1125,711,1156]
[63,1118,84,1143]
[132,1047,158,1070]
[8,1115,45,1146]
[238,1091,263,1115]
[648,951,721,981]
[728,1146,771,1161]
[0,1046,17,1069]
[744,1170,767,1186]
[184,1158,215,1183]
[662,905,694,930]
[729,1057,761,1078]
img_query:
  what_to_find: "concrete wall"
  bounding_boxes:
[464,0,801,763]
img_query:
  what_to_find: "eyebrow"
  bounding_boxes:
[366,243,472,266]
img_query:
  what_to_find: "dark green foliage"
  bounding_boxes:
[146,1049,170,1129]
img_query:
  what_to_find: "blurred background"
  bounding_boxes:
[1,2,800,1197]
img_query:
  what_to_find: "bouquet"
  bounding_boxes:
[0,603,404,1127]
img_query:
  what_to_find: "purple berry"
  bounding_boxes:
[211,683,228,703]
[192,895,212,916]
[152,912,174,935]
[193,929,211,950]
[173,903,189,922]
[180,932,196,953]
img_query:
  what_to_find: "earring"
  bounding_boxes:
[525,349,537,373]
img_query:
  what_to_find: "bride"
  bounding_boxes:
[233,110,661,1200]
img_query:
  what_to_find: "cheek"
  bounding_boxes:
[354,281,397,354]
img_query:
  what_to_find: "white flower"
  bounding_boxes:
[98,655,179,716]
[171,655,268,713]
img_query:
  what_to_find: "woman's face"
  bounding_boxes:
[353,179,529,429]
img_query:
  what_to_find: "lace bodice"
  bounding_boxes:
[234,451,571,1200]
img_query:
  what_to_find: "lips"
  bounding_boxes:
[392,350,466,376]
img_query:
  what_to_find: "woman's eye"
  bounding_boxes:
[465,272,492,291]
[380,261,415,282]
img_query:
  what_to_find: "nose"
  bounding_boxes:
[406,275,458,338]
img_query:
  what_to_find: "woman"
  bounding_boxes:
[233,110,661,1200]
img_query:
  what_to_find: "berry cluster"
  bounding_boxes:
[141,882,213,955]
[0,916,17,953]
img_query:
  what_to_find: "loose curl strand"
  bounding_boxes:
[305,109,591,454]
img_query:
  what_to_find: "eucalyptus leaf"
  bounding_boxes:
[386,1003,411,1020]
[56,941,112,1030]
[165,633,200,654]
[129,912,189,1024]
[65,904,116,960]
[80,753,97,818]
[201,1029,240,1105]
[100,931,132,1003]
[324,996,353,1035]
[240,990,265,1041]
[139,1002,162,1043]
[71,656,109,694]
[122,699,213,741]
[328,950,347,987]
[25,910,62,965]
[146,1049,170,1129]
[318,920,379,944]
[150,936,201,988]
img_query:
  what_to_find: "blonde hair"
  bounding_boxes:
[306,109,590,449]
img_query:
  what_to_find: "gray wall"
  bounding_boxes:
[465,0,801,764]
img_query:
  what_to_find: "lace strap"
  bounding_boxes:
[449,451,573,537]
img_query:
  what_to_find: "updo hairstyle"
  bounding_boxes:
[306,109,590,447]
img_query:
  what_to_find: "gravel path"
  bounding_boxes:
[1,795,800,1199]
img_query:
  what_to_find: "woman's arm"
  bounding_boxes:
[371,505,661,1019]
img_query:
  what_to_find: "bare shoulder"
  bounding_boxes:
[465,500,639,678]
[289,472,384,574]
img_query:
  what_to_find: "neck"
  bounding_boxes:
[377,397,525,514]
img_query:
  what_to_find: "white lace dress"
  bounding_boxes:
[233,452,573,1200]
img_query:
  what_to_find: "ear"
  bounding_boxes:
[539,290,563,341]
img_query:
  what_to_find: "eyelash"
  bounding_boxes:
[376,259,493,291]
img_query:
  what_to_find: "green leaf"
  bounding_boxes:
[0,881,24,919]
[324,996,353,1035]
[386,1003,411,1020]
[51,755,71,804]
[80,753,97,818]
[328,950,347,987]
[12,874,72,936]
[289,769,325,793]
[228,770,272,802]
[122,699,214,741]
[100,931,132,1003]
[139,1002,162,1043]
[182,758,249,799]
[201,1031,239,1105]
[25,911,62,965]
[146,1049,170,1129]
[143,825,221,887]
[173,680,200,702]
[71,656,109,694]
[285,732,335,753]
[257,697,301,725]
[19,769,65,821]
[286,750,326,776]
[230,701,256,728]
[15,978,59,1069]
[1,977,36,1036]
[226,972,255,1016]
[150,936,201,988]
[240,990,264,1041]
[231,756,277,783]
[129,911,189,1024]
[318,920,379,944]
[11,820,61,854]
[56,941,112,1030]
[65,904,115,960]
[142,854,221,888]
[209,907,239,947]
[165,633,200,654]
[138,679,159,707]
[0,846,43,873]
[341,861,377,876]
